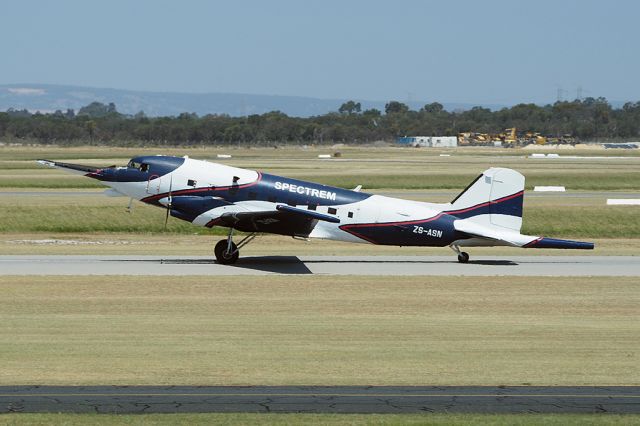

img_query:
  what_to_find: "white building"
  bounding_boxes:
[396,136,458,148]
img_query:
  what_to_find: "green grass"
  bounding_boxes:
[521,206,640,238]
[307,172,640,190]
[2,144,640,190]
[0,275,637,386]
[1,171,639,190]
[0,177,103,188]
[0,198,225,234]
[2,145,639,236]
[2,195,638,237]
[1,413,639,426]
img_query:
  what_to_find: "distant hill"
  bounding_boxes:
[0,83,509,117]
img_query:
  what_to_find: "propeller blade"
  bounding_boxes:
[164,175,173,231]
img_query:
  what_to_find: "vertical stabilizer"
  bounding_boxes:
[447,168,524,232]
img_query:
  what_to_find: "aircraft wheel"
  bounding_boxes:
[457,252,469,263]
[215,240,239,265]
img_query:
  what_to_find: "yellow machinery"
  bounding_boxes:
[503,128,517,144]
[459,128,568,146]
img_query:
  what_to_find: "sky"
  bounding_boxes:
[1,0,638,105]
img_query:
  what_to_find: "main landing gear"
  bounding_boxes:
[214,228,257,265]
[450,244,470,263]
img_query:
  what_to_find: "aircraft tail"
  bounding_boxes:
[449,168,594,250]
[446,167,524,232]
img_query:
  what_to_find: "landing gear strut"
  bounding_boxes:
[450,244,470,263]
[214,228,257,265]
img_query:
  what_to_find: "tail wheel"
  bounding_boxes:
[457,252,470,263]
[215,240,239,265]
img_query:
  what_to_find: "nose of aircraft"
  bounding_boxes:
[38,155,186,182]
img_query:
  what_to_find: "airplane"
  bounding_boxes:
[37,155,594,264]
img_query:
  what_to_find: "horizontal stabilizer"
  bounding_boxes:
[454,219,594,250]
[524,237,594,250]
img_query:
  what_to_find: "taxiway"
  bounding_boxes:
[1,386,638,414]
[1,255,638,276]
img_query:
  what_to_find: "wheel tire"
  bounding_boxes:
[457,252,470,263]
[215,240,239,265]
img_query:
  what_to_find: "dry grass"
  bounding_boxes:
[2,190,640,238]
[2,145,640,190]
[0,275,637,386]
[0,233,638,256]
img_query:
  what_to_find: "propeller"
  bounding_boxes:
[164,174,173,230]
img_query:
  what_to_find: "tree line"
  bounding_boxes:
[1,97,639,145]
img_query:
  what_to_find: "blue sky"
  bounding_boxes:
[1,0,638,104]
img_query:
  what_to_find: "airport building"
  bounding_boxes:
[396,136,458,148]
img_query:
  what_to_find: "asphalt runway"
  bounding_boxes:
[1,386,638,414]
[1,255,639,276]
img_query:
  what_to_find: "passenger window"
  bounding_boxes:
[348,212,353,218]
[308,204,317,211]
[328,207,337,215]
[187,179,197,187]
[140,163,149,172]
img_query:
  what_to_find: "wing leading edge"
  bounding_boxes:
[207,204,339,237]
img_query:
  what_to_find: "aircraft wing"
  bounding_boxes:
[209,204,339,237]
[37,159,103,175]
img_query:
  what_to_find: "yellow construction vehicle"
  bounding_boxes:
[504,128,517,144]
[535,135,547,145]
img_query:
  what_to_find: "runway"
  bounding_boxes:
[1,255,639,276]
[1,386,638,414]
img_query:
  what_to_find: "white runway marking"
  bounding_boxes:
[0,255,638,276]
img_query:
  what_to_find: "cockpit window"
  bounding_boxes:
[127,161,149,172]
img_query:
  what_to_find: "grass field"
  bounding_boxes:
[2,145,639,244]
[2,145,640,190]
[1,234,639,256]
[1,145,638,422]
[2,413,640,425]
[2,170,640,190]
[2,192,639,238]
[1,275,637,386]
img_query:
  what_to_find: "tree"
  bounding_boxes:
[384,101,409,115]
[422,102,444,113]
[338,100,361,115]
[86,120,96,140]
[78,102,118,118]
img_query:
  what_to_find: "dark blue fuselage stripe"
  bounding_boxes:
[142,172,372,218]
[445,191,523,219]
